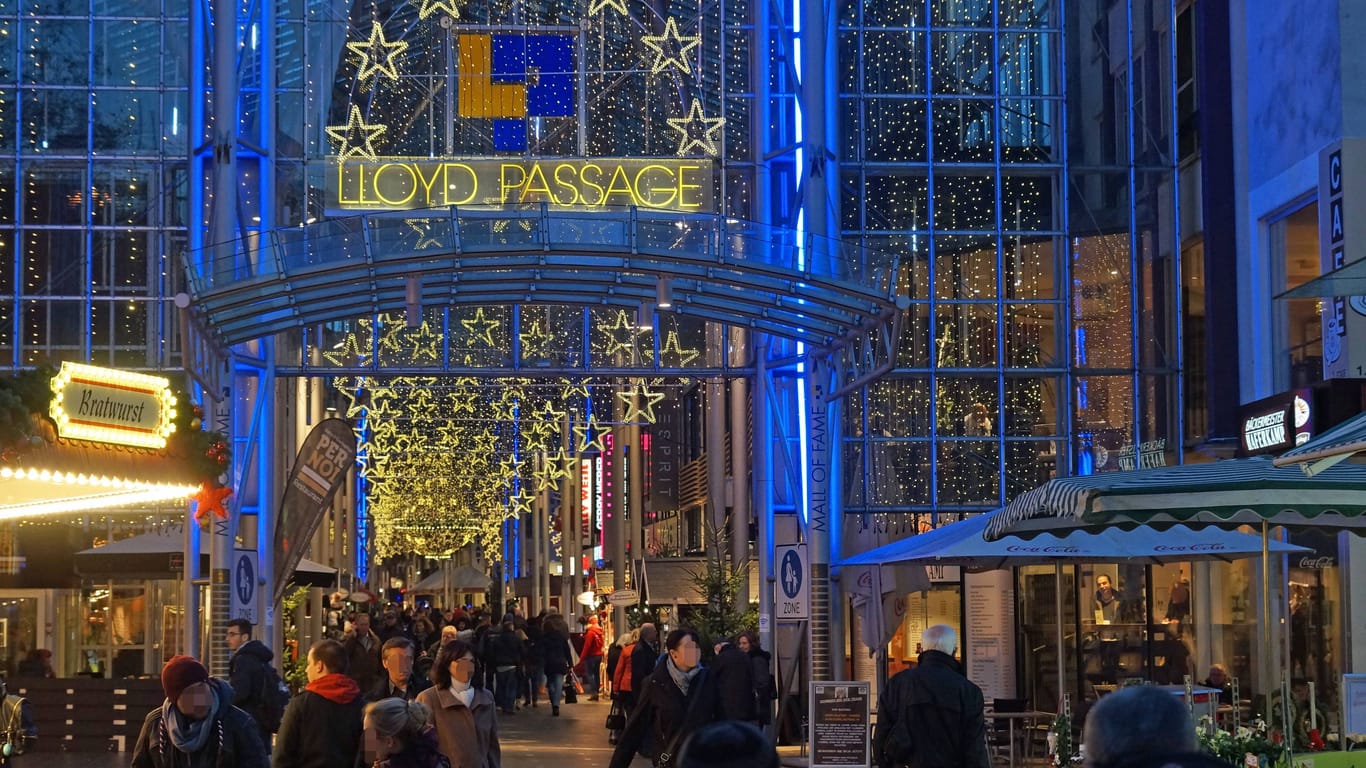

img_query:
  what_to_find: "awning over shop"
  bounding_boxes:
[840,509,1310,569]
[1276,256,1366,300]
[410,566,491,593]
[74,527,337,586]
[0,439,198,519]
[983,456,1366,540]
[1273,411,1366,474]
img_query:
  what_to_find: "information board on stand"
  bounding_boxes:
[809,681,871,768]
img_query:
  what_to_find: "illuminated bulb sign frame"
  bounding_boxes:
[326,157,715,213]
[49,362,178,449]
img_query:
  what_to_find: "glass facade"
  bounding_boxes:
[842,0,1179,518]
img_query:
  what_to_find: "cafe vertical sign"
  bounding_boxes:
[49,362,177,449]
[1320,139,1366,380]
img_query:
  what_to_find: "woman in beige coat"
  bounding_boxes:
[415,639,501,768]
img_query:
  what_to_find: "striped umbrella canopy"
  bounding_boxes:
[982,456,1366,541]
[842,509,1310,569]
[1273,411,1366,475]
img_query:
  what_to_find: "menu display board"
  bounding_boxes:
[810,681,871,768]
[966,569,1016,702]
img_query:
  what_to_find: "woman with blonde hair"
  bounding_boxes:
[362,697,449,768]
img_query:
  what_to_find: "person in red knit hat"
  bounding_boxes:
[131,654,269,768]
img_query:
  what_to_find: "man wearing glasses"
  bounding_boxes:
[227,618,278,750]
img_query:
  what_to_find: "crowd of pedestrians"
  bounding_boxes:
[124,602,788,768]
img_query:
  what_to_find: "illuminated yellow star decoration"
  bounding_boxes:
[405,218,442,250]
[561,379,591,402]
[574,413,610,454]
[406,323,442,363]
[460,307,501,347]
[641,18,701,75]
[667,100,727,157]
[414,0,463,20]
[347,23,408,82]
[325,105,387,161]
[518,314,555,359]
[321,329,372,367]
[598,309,641,357]
[506,488,536,519]
[533,460,563,493]
[619,381,667,424]
[589,0,627,16]
[660,329,701,365]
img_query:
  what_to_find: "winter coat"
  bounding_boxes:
[415,685,501,768]
[612,643,636,696]
[749,647,775,725]
[343,630,384,693]
[228,639,275,745]
[710,644,757,722]
[271,672,364,768]
[581,624,605,659]
[629,641,660,696]
[873,650,989,768]
[131,679,269,768]
[368,673,433,703]
[608,661,718,768]
[541,627,572,676]
[484,628,523,669]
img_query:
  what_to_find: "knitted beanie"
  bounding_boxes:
[161,655,209,701]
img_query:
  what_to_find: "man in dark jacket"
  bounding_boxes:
[610,628,718,768]
[873,625,988,768]
[272,639,364,768]
[226,618,275,749]
[342,611,383,693]
[131,655,268,768]
[367,637,431,702]
[711,639,758,723]
[630,624,660,698]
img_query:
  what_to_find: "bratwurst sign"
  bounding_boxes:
[327,157,714,212]
[49,362,177,449]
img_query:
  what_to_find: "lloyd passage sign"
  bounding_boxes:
[326,158,714,212]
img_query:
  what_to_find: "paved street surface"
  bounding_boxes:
[39,696,646,768]
[39,696,812,767]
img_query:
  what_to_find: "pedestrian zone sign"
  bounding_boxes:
[776,544,809,620]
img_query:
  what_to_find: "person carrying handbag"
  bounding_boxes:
[608,628,719,768]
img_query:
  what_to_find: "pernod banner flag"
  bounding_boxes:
[273,419,356,601]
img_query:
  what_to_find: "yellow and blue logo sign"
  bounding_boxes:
[457,32,575,151]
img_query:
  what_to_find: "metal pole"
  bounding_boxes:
[611,390,628,632]
[730,376,751,607]
[706,377,728,560]
[755,336,775,656]
[1056,562,1066,706]
[561,414,574,615]
[530,453,543,613]
[805,366,832,681]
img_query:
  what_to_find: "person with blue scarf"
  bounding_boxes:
[131,654,269,768]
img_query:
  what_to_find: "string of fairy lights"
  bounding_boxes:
[321,311,691,560]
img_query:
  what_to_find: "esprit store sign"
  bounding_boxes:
[49,362,177,449]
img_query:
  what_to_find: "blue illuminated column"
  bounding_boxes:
[798,0,841,682]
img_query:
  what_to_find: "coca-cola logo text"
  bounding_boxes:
[1299,556,1335,569]
[1153,543,1227,553]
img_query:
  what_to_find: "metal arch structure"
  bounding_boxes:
[183,205,905,383]
[184,0,867,688]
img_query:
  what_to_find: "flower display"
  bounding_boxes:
[1197,717,1286,768]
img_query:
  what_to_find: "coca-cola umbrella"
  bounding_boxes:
[982,455,1366,746]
